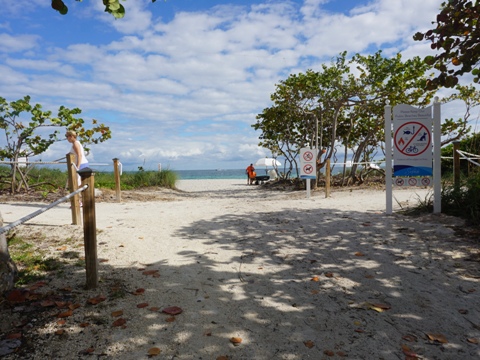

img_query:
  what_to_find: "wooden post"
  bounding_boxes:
[453,141,460,190]
[325,158,331,198]
[79,168,98,289]
[66,153,81,225]
[113,158,121,203]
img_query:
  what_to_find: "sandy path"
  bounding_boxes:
[1,180,479,359]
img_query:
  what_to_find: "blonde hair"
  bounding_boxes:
[66,130,77,138]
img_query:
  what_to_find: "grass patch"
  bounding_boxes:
[8,233,64,285]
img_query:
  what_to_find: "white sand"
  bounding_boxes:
[1,180,479,359]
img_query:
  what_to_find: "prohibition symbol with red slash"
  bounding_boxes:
[303,164,314,174]
[303,151,314,162]
[394,121,431,156]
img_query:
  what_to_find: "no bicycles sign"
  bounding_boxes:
[393,105,433,178]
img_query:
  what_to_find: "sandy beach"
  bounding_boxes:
[0,179,479,359]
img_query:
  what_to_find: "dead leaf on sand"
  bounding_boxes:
[426,333,448,343]
[111,310,124,317]
[112,318,127,327]
[230,337,242,346]
[87,295,107,305]
[303,340,315,348]
[147,347,161,356]
[162,306,183,315]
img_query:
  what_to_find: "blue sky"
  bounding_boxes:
[0,0,468,171]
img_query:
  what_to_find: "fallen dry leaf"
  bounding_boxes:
[402,334,417,342]
[165,316,176,323]
[132,288,145,295]
[311,276,320,282]
[69,303,81,310]
[365,302,391,312]
[111,310,124,317]
[324,272,334,278]
[57,309,73,318]
[55,329,65,335]
[142,270,160,276]
[137,303,149,308]
[56,319,66,325]
[112,318,127,327]
[6,333,22,340]
[87,295,107,305]
[426,333,448,344]
[401,344,419,358]
[79,322,90,328]
[467,338,478,344]
[6,289,28,303]
[162,306,183,315]
[28,281,47,291]
[216,356,229,360]
[303,340,315,348]
[230,337,242,346]
[355,252,365,257]
[323,349,335,356]
[147,347,161,356]
[149,307,160,312]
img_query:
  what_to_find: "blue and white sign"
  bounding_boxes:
[393,104,433,177]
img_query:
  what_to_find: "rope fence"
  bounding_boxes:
[0,185,87,236]
[456,150,480,167]
[1,162,99,289]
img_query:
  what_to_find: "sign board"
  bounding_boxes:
[393,104,432,177]
[300,148,317,179]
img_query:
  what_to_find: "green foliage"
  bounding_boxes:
[51,0,160,19]
[122,169,178,189]
[0,95,111,193]
[441,170,480,226]
[8,235,63,285]
[84,169,178,190]
[253,51,435,181]
[413,0,480,88]
[0,166,179,192]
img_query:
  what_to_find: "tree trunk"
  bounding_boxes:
[0,211,18,295]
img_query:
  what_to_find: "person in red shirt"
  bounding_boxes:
[246,164,255,184]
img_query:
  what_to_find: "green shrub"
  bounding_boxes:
[441,170,480,226]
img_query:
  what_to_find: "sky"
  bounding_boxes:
[0,0,475,171]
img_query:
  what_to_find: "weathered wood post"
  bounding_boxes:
[79,167,98,289]
[66,153,81,225]
[453,141,461,190]
[325,158,331,198]
[113,158,122,203]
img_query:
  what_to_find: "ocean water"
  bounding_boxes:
[175,169,249,180]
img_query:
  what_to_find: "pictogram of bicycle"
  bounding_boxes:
[405,145,419,154]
